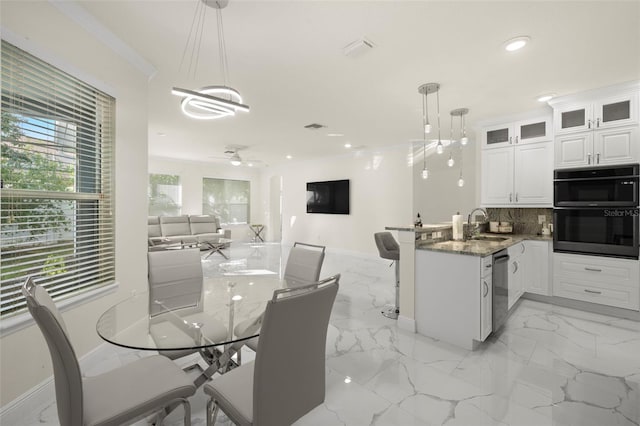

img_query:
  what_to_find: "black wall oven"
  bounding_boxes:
[554,164,639,259]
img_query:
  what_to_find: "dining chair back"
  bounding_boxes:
[22,276,196,426]
[283,242,326,285]
[147,248,227,361]
[204,275,339,426]
[148,248,203,316]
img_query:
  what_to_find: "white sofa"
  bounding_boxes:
[148,215,231,249]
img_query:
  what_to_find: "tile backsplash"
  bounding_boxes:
[486,208,553,235]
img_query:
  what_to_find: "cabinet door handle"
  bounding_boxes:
[587,119,592,129]
[596,117,600,128]
[513,261,519,273]
[515,135,519,144]
[596,153,600,164]
[509,136,513,144]
[585,267,602,272]
[521,244,525,254]
[584,289,602,295]
[483,280,489,297]
[509,193,513,202]
[587,153,592,164]
[515,193,519,202]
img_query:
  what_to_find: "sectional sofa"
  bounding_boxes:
[148,215,231,249]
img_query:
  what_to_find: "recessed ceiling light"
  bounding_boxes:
[157,132,166,137]
[286,155,292,160]
[537,93,556,102]
[344,143,352,148]
[503,36,530,52]
[327,133,344,137]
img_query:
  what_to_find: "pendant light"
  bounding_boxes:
[458,171,465,187]
[419,83,439,179]
[418,83,443,156]
[455,108,469,146]
[447,111,455,167]
[421,142,429,180]
[172,0,249,120]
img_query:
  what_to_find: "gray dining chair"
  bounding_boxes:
[374,231,400,319]
[283,242,326,285]
[22,276,196,426]
[232,242,326,356]
[204,275,340,426]
[148,248,227,361]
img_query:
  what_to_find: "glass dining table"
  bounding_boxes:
[96,273,286,387]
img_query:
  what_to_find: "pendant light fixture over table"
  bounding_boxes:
[172,0,249,120]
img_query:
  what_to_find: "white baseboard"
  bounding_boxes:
[397,314,416,333]
[0,341,112,424]
[0,375,55,426]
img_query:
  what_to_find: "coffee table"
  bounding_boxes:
[202,238,232,259]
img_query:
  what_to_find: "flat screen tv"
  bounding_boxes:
[306,179,350,214]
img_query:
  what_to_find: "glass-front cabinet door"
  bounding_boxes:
[515,117,551,144]
[554,103,593,134]
[554,92,638,135]
[595,93,638,130]
[482,123,514,149]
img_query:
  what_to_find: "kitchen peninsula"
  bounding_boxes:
[386,224,552,350]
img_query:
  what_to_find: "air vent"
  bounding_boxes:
[304,123,325,129]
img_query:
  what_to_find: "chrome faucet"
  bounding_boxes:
[466,208,488,240]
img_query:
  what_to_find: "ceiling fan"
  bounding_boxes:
[209,144,266,167]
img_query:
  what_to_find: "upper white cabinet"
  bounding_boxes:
[481,114,553,207]
[551,83,640,168]
[553,93,638,135]
[482,116,552,149]
[481,140,553,206]
[555,126,639,168]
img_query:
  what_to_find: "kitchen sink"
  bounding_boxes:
[468,235,509,242]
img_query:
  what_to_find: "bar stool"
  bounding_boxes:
[374,232,400,319]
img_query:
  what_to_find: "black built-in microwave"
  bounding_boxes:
[553,164,639,259]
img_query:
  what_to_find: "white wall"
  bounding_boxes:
[261,145,414,256]
[0,2,149,406]
[412,142,478,224]
[149,157,265,242]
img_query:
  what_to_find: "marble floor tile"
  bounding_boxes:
[11,242,640,426]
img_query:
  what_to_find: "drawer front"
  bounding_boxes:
[553,253,639,287]
[554,276,640,310]
[481,255,493,277]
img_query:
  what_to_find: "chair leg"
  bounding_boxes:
[182,398,192,426]
[207,399,220,426]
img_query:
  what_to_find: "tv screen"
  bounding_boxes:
[306,179,350,214]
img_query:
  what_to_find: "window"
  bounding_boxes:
[148,173,181,216]
[1,40,115,317]
[202,178,250,224]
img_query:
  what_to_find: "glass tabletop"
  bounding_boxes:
[96,275,287,352]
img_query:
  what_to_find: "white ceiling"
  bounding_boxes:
[78,0,640,168]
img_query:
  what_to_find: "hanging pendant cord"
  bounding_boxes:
[217,7,229,88]
[436,89,441,143]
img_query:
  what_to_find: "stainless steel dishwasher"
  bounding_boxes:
[492,249,510,332]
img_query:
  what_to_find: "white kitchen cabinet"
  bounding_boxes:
[480,256,493,341]
[554,92,638,135]
[507,242,525,309]
[555,126,639,168]
[481,141,553,206]
[523,240,551,296]
[553,252,640,310]
[415,250,494,350]
[482,116,552,149]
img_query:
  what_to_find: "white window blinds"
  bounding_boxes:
[1,40,115,317]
